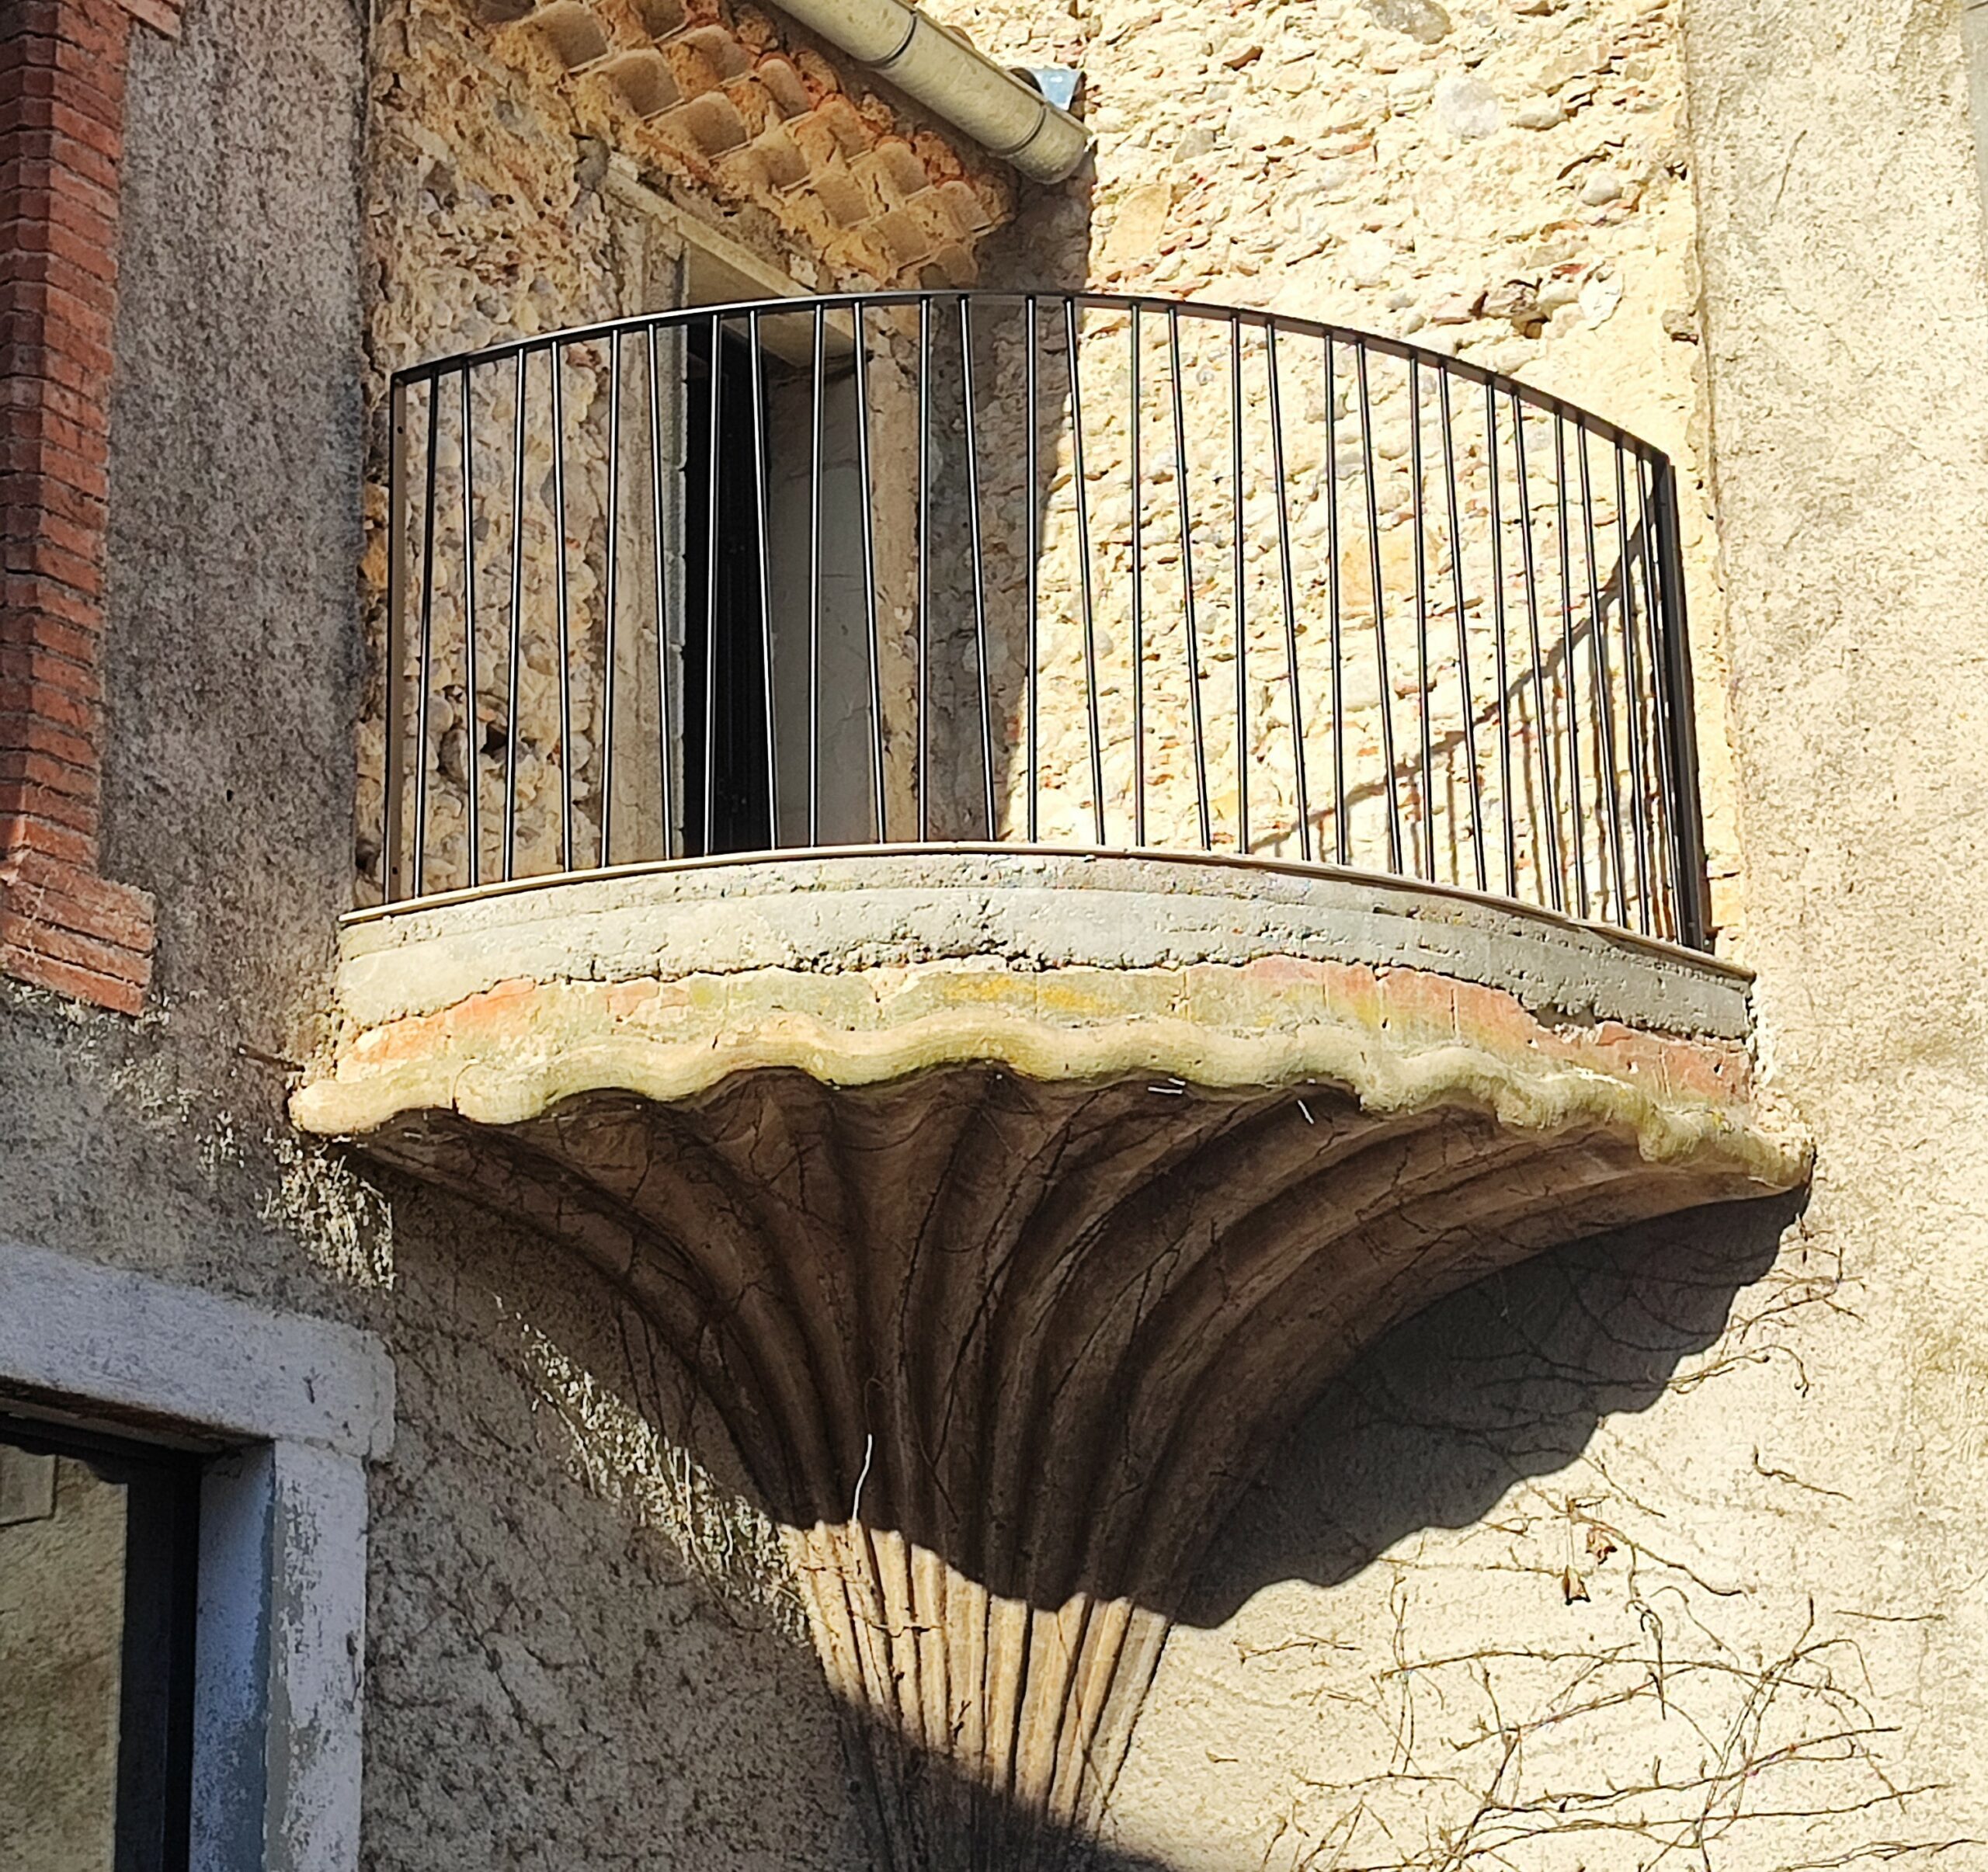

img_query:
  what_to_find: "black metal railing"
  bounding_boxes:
[378,290,1709,946]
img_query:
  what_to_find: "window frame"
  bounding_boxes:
[0,1238,393,1872]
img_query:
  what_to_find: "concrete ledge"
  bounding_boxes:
[335,848,1755,1039]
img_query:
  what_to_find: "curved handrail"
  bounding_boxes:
[374,290,1708,946]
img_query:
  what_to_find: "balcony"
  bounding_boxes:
[296,291,1803,1863]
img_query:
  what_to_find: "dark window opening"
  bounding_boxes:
[0,1413,200,1872]
[683,319,775,856]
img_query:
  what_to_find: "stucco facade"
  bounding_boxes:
[4,0,1986,1868]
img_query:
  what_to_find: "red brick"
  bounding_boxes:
[0,469,106,531]
[0,435,113,502]
[0,609,101,667]
[1,280,118,356]
[4,845,148,933]
[112,0,178,40]
[0,900,142,973]
[1,863,149,953]
[0,939,144,1013]
[0,708,95,767]
[0,745,99,801]
[0,677,96,737]
[0,404,108,472]
[0,572,103,632]
[0,64,126,136]
[0,194,120,266]
[0,247,116,315]
[0,641,99,698]
[1,331,119,394]
[0,98,125,168]
[0,533,103,596]
[0,153,120,224]
[0,804,95,867]
[0,506,104,572]
[0,776,97,839]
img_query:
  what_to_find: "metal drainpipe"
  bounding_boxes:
[770,0,1090,182]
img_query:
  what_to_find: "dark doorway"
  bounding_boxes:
[0,1412,200,1872]
[682,319,776,856]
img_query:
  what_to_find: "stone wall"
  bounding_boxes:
[360,0,1017,897]
[937,0,1745,940]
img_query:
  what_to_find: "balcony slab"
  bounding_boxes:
[293,848,1806,1866]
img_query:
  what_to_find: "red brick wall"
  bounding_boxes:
[0,0,179,1016]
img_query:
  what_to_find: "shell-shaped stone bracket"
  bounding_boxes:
[295,849,1807,1863]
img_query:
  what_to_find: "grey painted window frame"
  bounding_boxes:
[0,1237,394,1872]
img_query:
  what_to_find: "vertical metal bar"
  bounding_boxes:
[1354,339,1402,874]
[1632,450,1680,938]
[1614,441,1653,933]
[916,297,932,841]
[1229,314,1249,854]
[747,313,780,849]
[1652,457,1710,947]
[1067,297,1106,846]
[1409,356,1433,880]
[702,313,723,856]
[456,367,481,889]
[853,304,885,842]
[1576,422,1628,921]
[384,377,409,902]
[1265,325,1310,862]
[1485,378,1516,901]
[808,303,826,846]
[1024,296,1040,844]
[1129,305,1145,848]
[505,353,527,881]
[1437,366,1486,893]
[550,343,575,872]
[413,379,440,898]
[1325,334,1346,866]
[959,296,996,837]
[1555,412,1588,919]
[1169,304,1211,851]
[1510,394,1562,912]
[646,322,675,862]
[600,336,620,869]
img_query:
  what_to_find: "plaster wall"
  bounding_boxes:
[0,0,871,1861]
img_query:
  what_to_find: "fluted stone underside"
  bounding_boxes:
[295,860,1806,1865]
